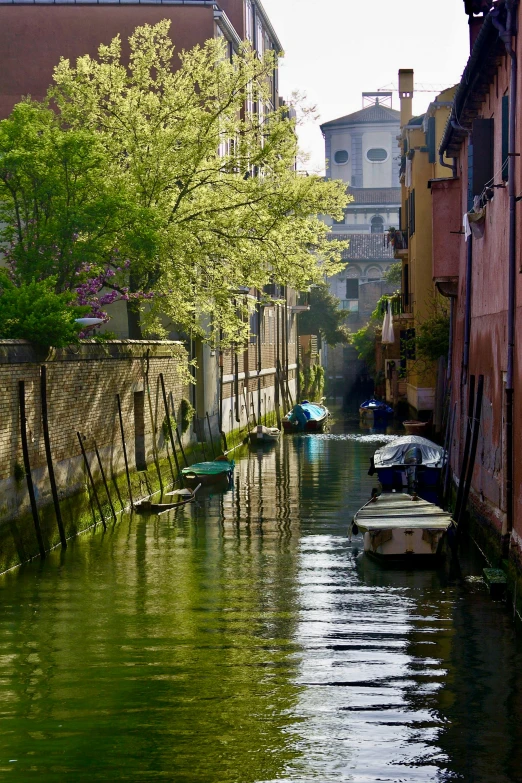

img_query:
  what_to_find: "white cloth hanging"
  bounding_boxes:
[382,302,395,345]
[405,157,412,188]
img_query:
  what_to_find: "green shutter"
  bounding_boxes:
[427,117,436,163]
[502,95,509,181]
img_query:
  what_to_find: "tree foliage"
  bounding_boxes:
[0,271,88,347]
[383,262,402,286]
[1,20,347,343]
[298,282,350,346]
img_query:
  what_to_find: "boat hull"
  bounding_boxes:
[249,426,280,444]
[353,492,453,561]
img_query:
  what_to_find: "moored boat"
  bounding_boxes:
[369,435,446,504]
[249,424,280,444]
[282,401,329,433]
[181,458,234,486]
[359,397,394,426]
[352,491,453,560]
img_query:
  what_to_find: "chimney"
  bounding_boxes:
[398,69,414,127]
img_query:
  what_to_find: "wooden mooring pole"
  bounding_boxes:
[159,373,182,480]
[116,393,134,509]
[92,437,117,523]
[40,366,67,550]
[77,432,106,531]
[19,380,46,560]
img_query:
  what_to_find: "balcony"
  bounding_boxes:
[386,229,408,259]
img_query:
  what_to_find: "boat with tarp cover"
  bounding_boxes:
[369,435,446,504]
[181,459,234,486]
[283,401,329,433]
[359,397,394,426]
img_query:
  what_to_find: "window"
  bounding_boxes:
[334,150,349,165]
[245,0,254,43]
[502,95,509,181]
[346,278,359,299]
[408,189,416,237]
[367,148,388,162]
[371,216,384,233]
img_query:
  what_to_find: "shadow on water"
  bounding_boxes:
[0,406,521,782]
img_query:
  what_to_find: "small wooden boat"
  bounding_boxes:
[282,401,329,433]
[181,458,234,485]
[134,484,201,514]
[359,397,394,426]
[352,492,453,560]
[249,424,280,444]
[403,419,429,435]
[369,435,445,504]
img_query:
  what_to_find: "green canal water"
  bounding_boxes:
[1,415,522,782]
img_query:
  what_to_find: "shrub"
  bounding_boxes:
[0,273,88,347]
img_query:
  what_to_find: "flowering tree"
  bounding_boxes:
[0,21,348,343]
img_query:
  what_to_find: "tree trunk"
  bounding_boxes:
[127,302,142,339]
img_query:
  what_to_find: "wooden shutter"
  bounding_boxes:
[427,116,436,163]
[472,118,494,197]
[502,95,509,181]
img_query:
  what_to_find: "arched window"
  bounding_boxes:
[371,216,384,233]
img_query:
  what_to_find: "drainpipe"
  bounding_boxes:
[492,1,517,553]
[462,236,473,386]
[439,152,457,179]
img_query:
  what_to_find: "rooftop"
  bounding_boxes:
[329,233,395,261]
[321,102,400,132]
[347,187,401,205]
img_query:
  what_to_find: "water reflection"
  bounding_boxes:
[0,414,521,782]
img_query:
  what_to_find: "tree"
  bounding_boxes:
[298,282,350,345]
[0,271,88,347]
[45,21,348,341]
[383,262,402,286]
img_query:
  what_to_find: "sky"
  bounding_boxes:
[260,0,470,174]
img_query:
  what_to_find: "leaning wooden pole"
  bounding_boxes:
[456,375,484,531]
[77,432,107,531]
[116,393,134,508]
[40,366,67,550]
[159,373,182,479]
[454,375,475,523]
[206,412,216,458]
[19,380,45,560]
[92,437,117,523]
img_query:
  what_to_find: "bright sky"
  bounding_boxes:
[260,0,470,174]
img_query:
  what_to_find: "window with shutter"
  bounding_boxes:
[427,116,436,163]
[502,95,509,181]
[472,118,494,197]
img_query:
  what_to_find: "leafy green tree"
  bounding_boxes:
[383,262,402,286]
[298,281,350,346]
[0,271,88,347]
[46,21,348,341]
[0,101,148,294]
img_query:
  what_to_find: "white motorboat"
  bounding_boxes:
[352,492,453,560]
[249,424,281,444]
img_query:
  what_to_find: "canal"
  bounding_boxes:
[1,413,522,782]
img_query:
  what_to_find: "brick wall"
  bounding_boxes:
[0,340,190,523]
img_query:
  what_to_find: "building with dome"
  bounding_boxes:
[320,93,401,401]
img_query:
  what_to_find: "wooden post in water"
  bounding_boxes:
[116,393,134,508]
[206,412,216,458]
[92,437,117,522]
[40,366,67,549]
[454,375,475,523]
[457,375,484,530]
[19,380,45,559]
[159,373,182,479]
[77,432,107,531]
[242,388,252,438]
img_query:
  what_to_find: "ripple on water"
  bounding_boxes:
[0,410,520,783]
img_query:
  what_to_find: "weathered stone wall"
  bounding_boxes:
[0,340,190,525]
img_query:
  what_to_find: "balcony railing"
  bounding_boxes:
[386,229,408,252]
